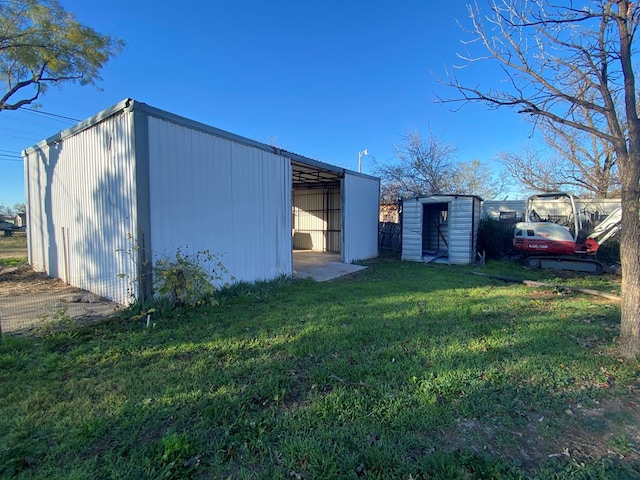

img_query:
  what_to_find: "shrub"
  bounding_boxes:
[154,249,228,308]
[477,217,516,260]
[595,235,621,266]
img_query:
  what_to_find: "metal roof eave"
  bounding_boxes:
[401,194,485,202]
[22,98,135,156]
[21,98,379,186]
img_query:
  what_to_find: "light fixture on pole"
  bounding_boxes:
[358,149,369,173]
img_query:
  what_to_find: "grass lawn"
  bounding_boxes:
[0,231,27,261]
[1,255,639,479]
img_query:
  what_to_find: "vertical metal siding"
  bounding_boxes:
[293,189,327,251]
[23,111,138,304]
[147,117,292,285]
[327,189,342,252]
[292,188,341,252]
[473,198,482,260]
[401,199,424,261]
[402,196,481,264]
[448,198,473,264]
[342,173,379,263]
[459,197,480,264]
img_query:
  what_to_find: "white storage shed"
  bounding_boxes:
[23,99,380,304]
[401,195,482,265]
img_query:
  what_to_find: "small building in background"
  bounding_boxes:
[401,195,483,265]
[481,197,621,222]
[14,213,26,228]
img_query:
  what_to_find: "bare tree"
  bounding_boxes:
[453,158,509,199]
[498,111,620,197]
[541,120,619,197]
[444,0,640,357]
[498,146,567,193]
[375,129,504,203]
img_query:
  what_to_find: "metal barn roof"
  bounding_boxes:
[24,98,362,190]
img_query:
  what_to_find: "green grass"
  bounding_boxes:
[0,231,27,261]
[1,257,638,479]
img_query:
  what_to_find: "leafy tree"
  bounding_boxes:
[0,0,124,111]
[375,129,505,203]
[445,0,640,357]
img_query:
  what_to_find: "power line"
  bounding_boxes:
[23,107,81,122]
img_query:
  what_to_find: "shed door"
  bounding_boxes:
[422,202,449,255]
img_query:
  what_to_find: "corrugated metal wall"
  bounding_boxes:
[472,197,482,261]
[447,197,477,264]
[401,199,423,262]
[342,173,379,263]
[146,117,292,285]
[23,111,138,304]
[292,188,341,252]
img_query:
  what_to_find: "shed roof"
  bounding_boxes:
[401,194,484,202]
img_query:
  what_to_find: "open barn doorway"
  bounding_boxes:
[289,157,379,277]
[290,159,344,274]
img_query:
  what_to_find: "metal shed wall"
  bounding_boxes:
[402,195,481,265]
[447,196,480,264]
[401,199,423,262]
[342,172,380,263]
[146,117,292,285]
[23,110,138,304]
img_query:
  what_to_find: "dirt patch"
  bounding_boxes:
[0,264,123,333]
[451,391,640,470]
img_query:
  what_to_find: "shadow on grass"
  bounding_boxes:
[1,260,638,479]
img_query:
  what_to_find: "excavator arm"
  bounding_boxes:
[583,207,622,254]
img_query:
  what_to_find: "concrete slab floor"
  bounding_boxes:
[292,250,367,282]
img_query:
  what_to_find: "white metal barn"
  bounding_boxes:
[23,99,380,304]
[401,195,482,265]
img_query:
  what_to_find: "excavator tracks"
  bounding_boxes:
[523,256,604,274]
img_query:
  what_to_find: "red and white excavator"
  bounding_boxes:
[512,192,621,273]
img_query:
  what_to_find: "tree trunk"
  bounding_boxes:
[618,148,640,358]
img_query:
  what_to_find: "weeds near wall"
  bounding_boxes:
[154,248,230,308]
[118,235,233,322]
[117,233,151,305]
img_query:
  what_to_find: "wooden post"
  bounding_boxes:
[62,227,69,284]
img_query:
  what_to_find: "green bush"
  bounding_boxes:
[477,217,516,260]
[154,249,228,308]
[595,235,621,266]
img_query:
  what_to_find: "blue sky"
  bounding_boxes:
[0,0,540,207]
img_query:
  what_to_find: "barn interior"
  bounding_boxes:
[290,158,352,278]
[291,159,344,253]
